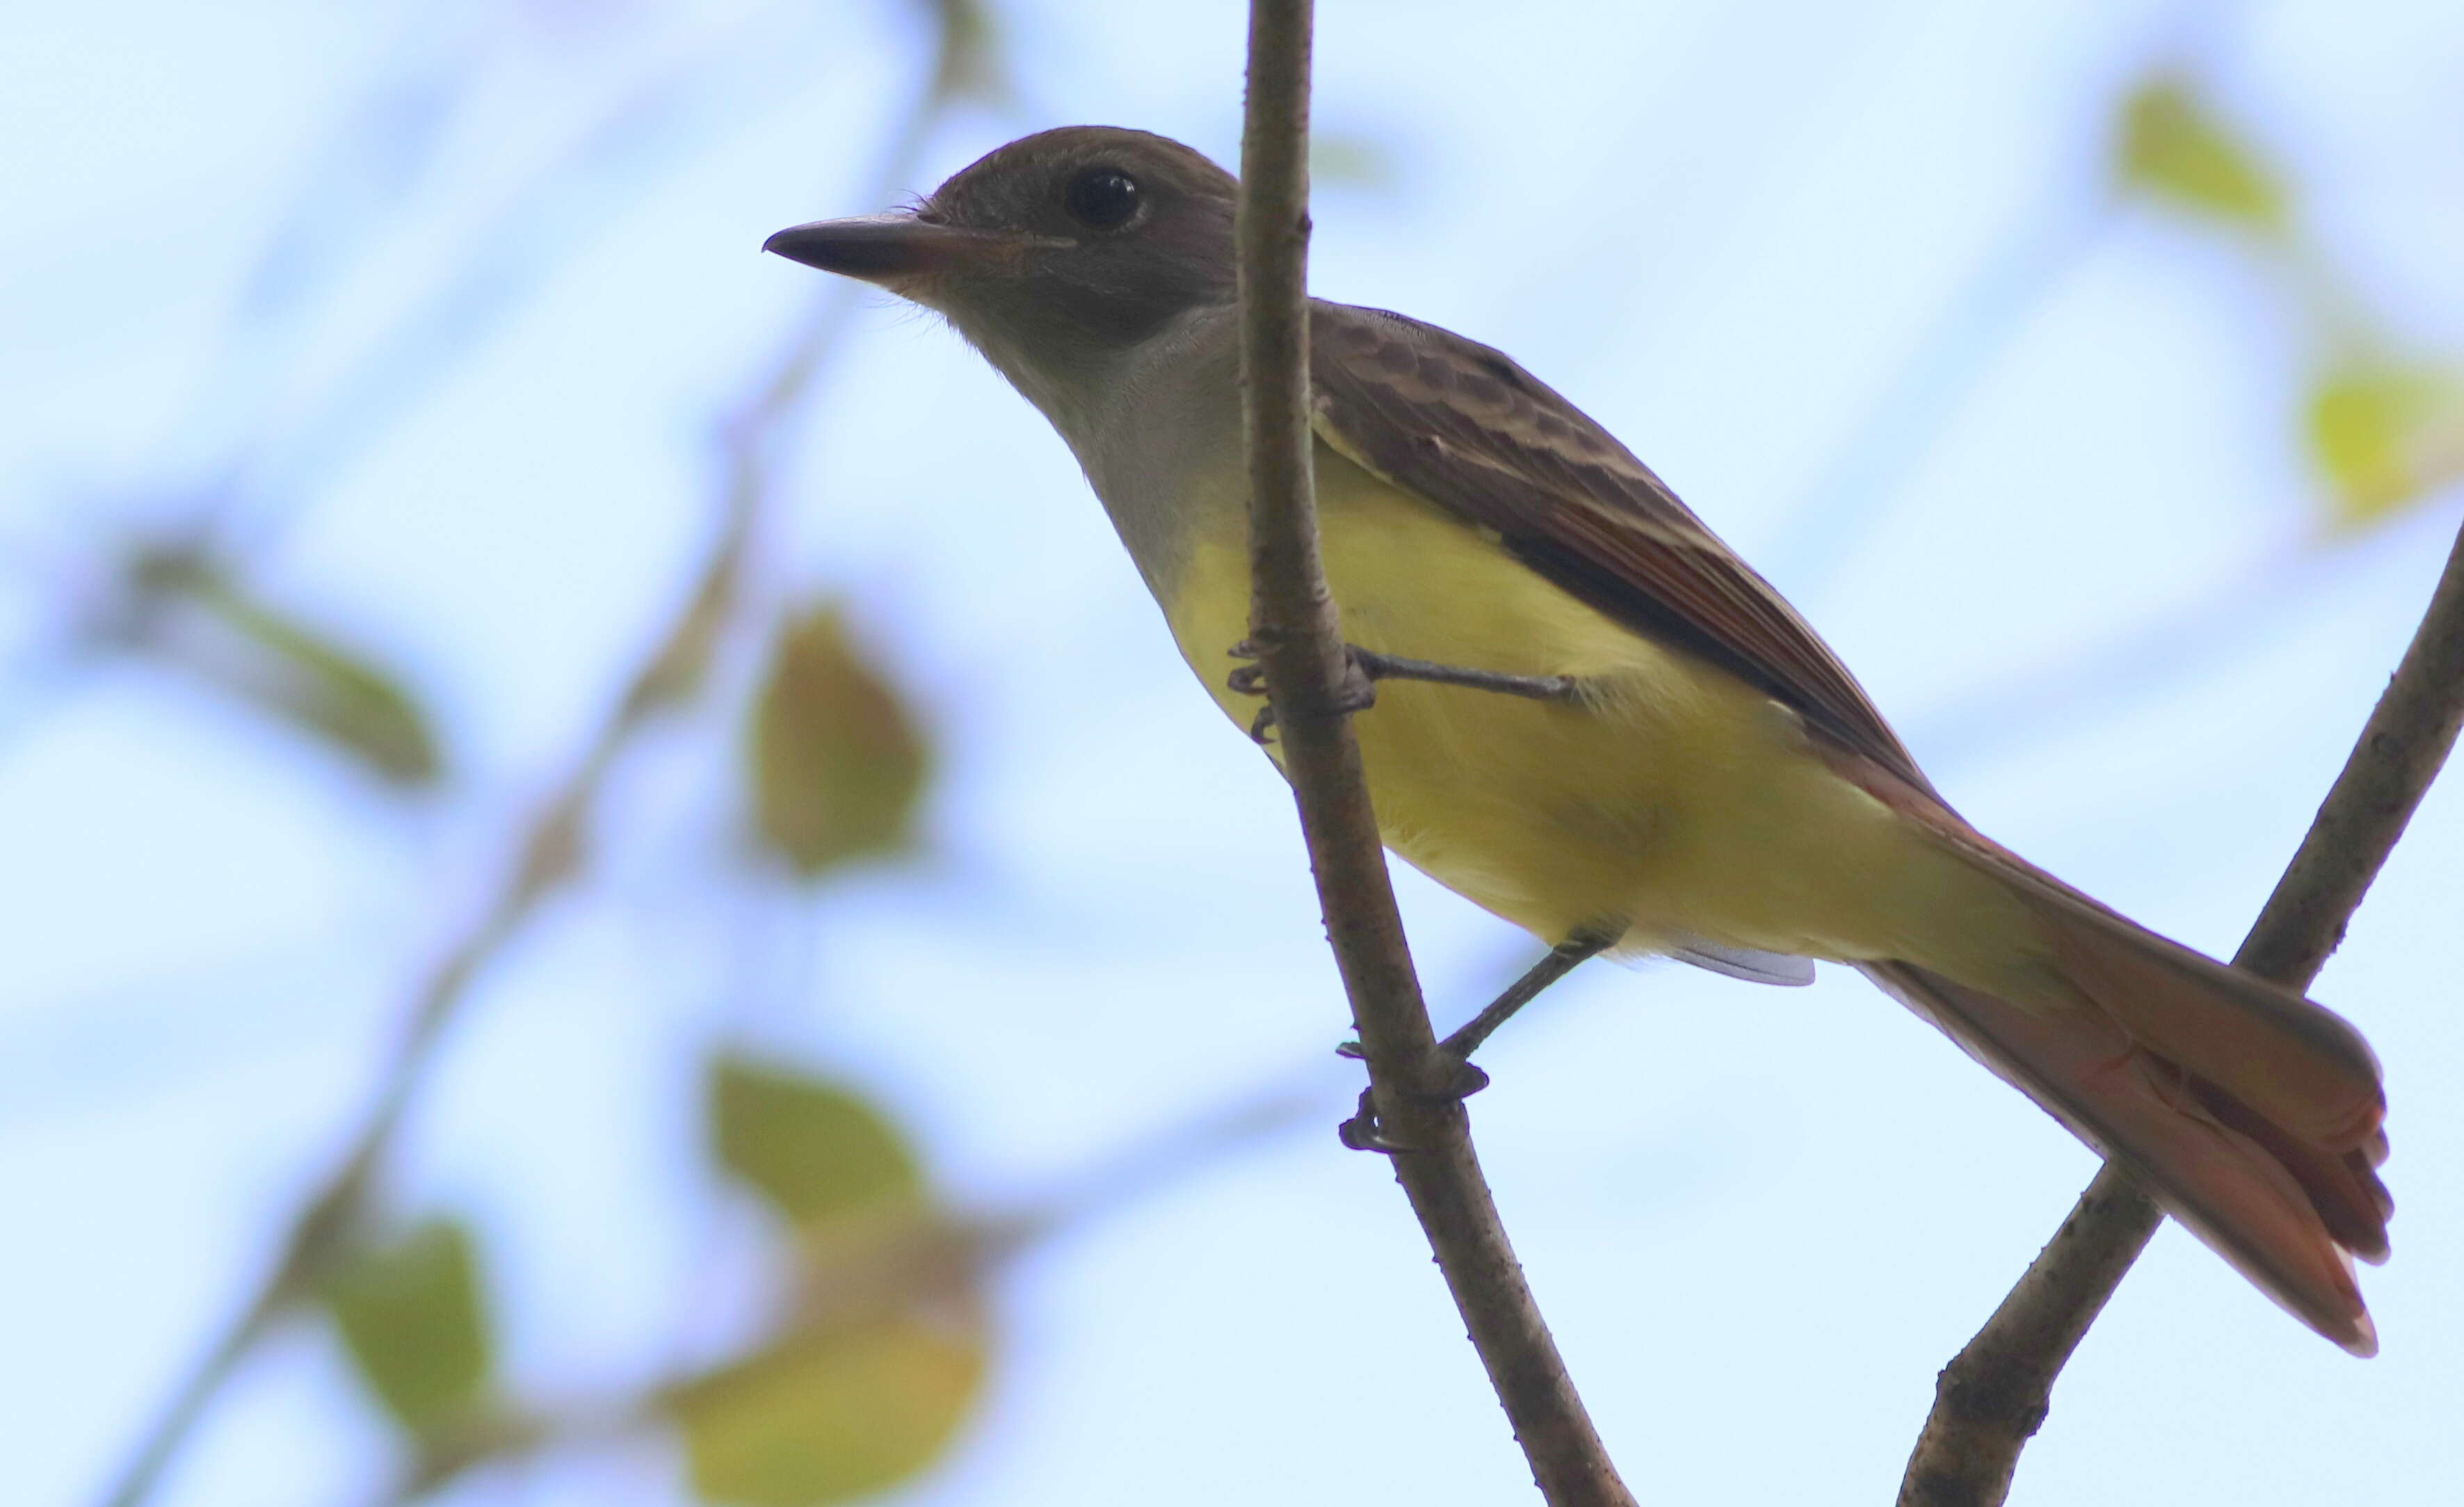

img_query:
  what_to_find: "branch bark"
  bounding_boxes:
[1236,6,1634,1504]
[1900,512,2464,1507]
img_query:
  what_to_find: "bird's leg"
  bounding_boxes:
[1438,926,1622,1065]
[1227,640,1582,744]
[1336,926,1622,1154]
[1346,647,1584,704]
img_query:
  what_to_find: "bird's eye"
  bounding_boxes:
[1063,167,1141,229]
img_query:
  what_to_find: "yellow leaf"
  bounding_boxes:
[2116,75,2287,234]
[1312,133,1399,191]
[2306,362,2464,531]
[711,1056,923,1226]
[669,1314,988,1507]
[748,603,931,878]
[323,1220,492,1435]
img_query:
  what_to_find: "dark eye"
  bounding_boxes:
[1063,167,1140,229]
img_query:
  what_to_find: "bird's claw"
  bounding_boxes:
[1338,1089,1415,1154]
[1227,639,1380,746]
[1337,1038,1489,1098]
[1431,1053,1492,1098]
[1334,1046,1491,1153]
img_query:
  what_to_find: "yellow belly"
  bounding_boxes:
[1163,443,2033,978]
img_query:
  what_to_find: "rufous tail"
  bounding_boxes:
[1860,892,2389,1355]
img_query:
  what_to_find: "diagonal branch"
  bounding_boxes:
[86,47,976,1507]
[1235,6,1634,1504]
[1899,512,2464,1507]
[346,1081,1322,1507]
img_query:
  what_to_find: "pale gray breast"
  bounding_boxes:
[1067,305,1249,602]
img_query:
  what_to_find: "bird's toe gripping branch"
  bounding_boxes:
[1334,1057,1492,1155]
[1332,927,1620,1154]
[1227,639,1582,744]
[1226,637,1378,743]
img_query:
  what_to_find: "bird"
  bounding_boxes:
[763,124,2390,1354]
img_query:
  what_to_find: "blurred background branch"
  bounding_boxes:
[1889,66,2464,775]
[337,1077,1319,1507]
[91,7,1008,1506]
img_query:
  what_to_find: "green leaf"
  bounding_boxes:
[2306,361,2464,531]
[711,1056,923,1226]
[127,549,442,787]
[2116,75,2287,234]
[747,603,931,878]
[323,1219,492,1435]
[669,1314,988,1507]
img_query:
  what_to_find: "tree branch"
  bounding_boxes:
[1236,6,1634,1504]
[345,1081,1320,1507]
[87,60,972,1507]
[1899,511,2464,1507]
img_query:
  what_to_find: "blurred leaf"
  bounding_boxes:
[202,586,441,785]
[748,602,931,877]
[669,1314,988,1507]
[398,1408,551,1502]
[711,1056,924,1226]
[2116,75,2287,234]
[127,549,442,787]
[1312,132,1399,191]
[622,539,739,721]
[2306,361,2464,531]
[924,0,1010,106]
[323,1219,492,1435]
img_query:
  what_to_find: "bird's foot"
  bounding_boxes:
[1337,1090,1408,1153]
[1336,1038,1491,1098]
[1332,1045,1491,1155]
[1332,927,1621,1151]
[1225,638,1377,743]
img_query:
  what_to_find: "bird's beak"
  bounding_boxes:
[762,213,1020,284]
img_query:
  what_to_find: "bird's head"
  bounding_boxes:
[766,127,1239,385]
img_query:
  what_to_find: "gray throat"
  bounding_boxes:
[951,302,1249,603]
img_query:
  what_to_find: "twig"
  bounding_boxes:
[1756,204,2111,599]
[1899,513,2464,1507]
[1236,6,1635,1504]
[86,56,969,1507]
[92,382,732,1507]
[1900,510,2460,780]
[347,1079,1322,1507]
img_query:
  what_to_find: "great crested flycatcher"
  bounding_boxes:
[765,126,2390,1353]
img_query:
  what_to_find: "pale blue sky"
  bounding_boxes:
[3,1,2461,1504]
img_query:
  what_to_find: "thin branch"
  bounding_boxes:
[1755,204,2111,599]
[1903,499,2463,780]
[86,58,969,1507]
[1899,512,2464,1507]
[348,1081,1322,1507]
[90,389,728,1507]
[1236,6,1635,1504]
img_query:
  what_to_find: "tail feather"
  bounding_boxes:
[2022,883,2383,1151]
[1862,960,2383,1356]
[2185,1078,2392,1263]
[1813,736,2387,1348]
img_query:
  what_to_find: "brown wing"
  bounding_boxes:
[1308,299,1933,796]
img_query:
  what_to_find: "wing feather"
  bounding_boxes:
[1309,300,1931,793]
